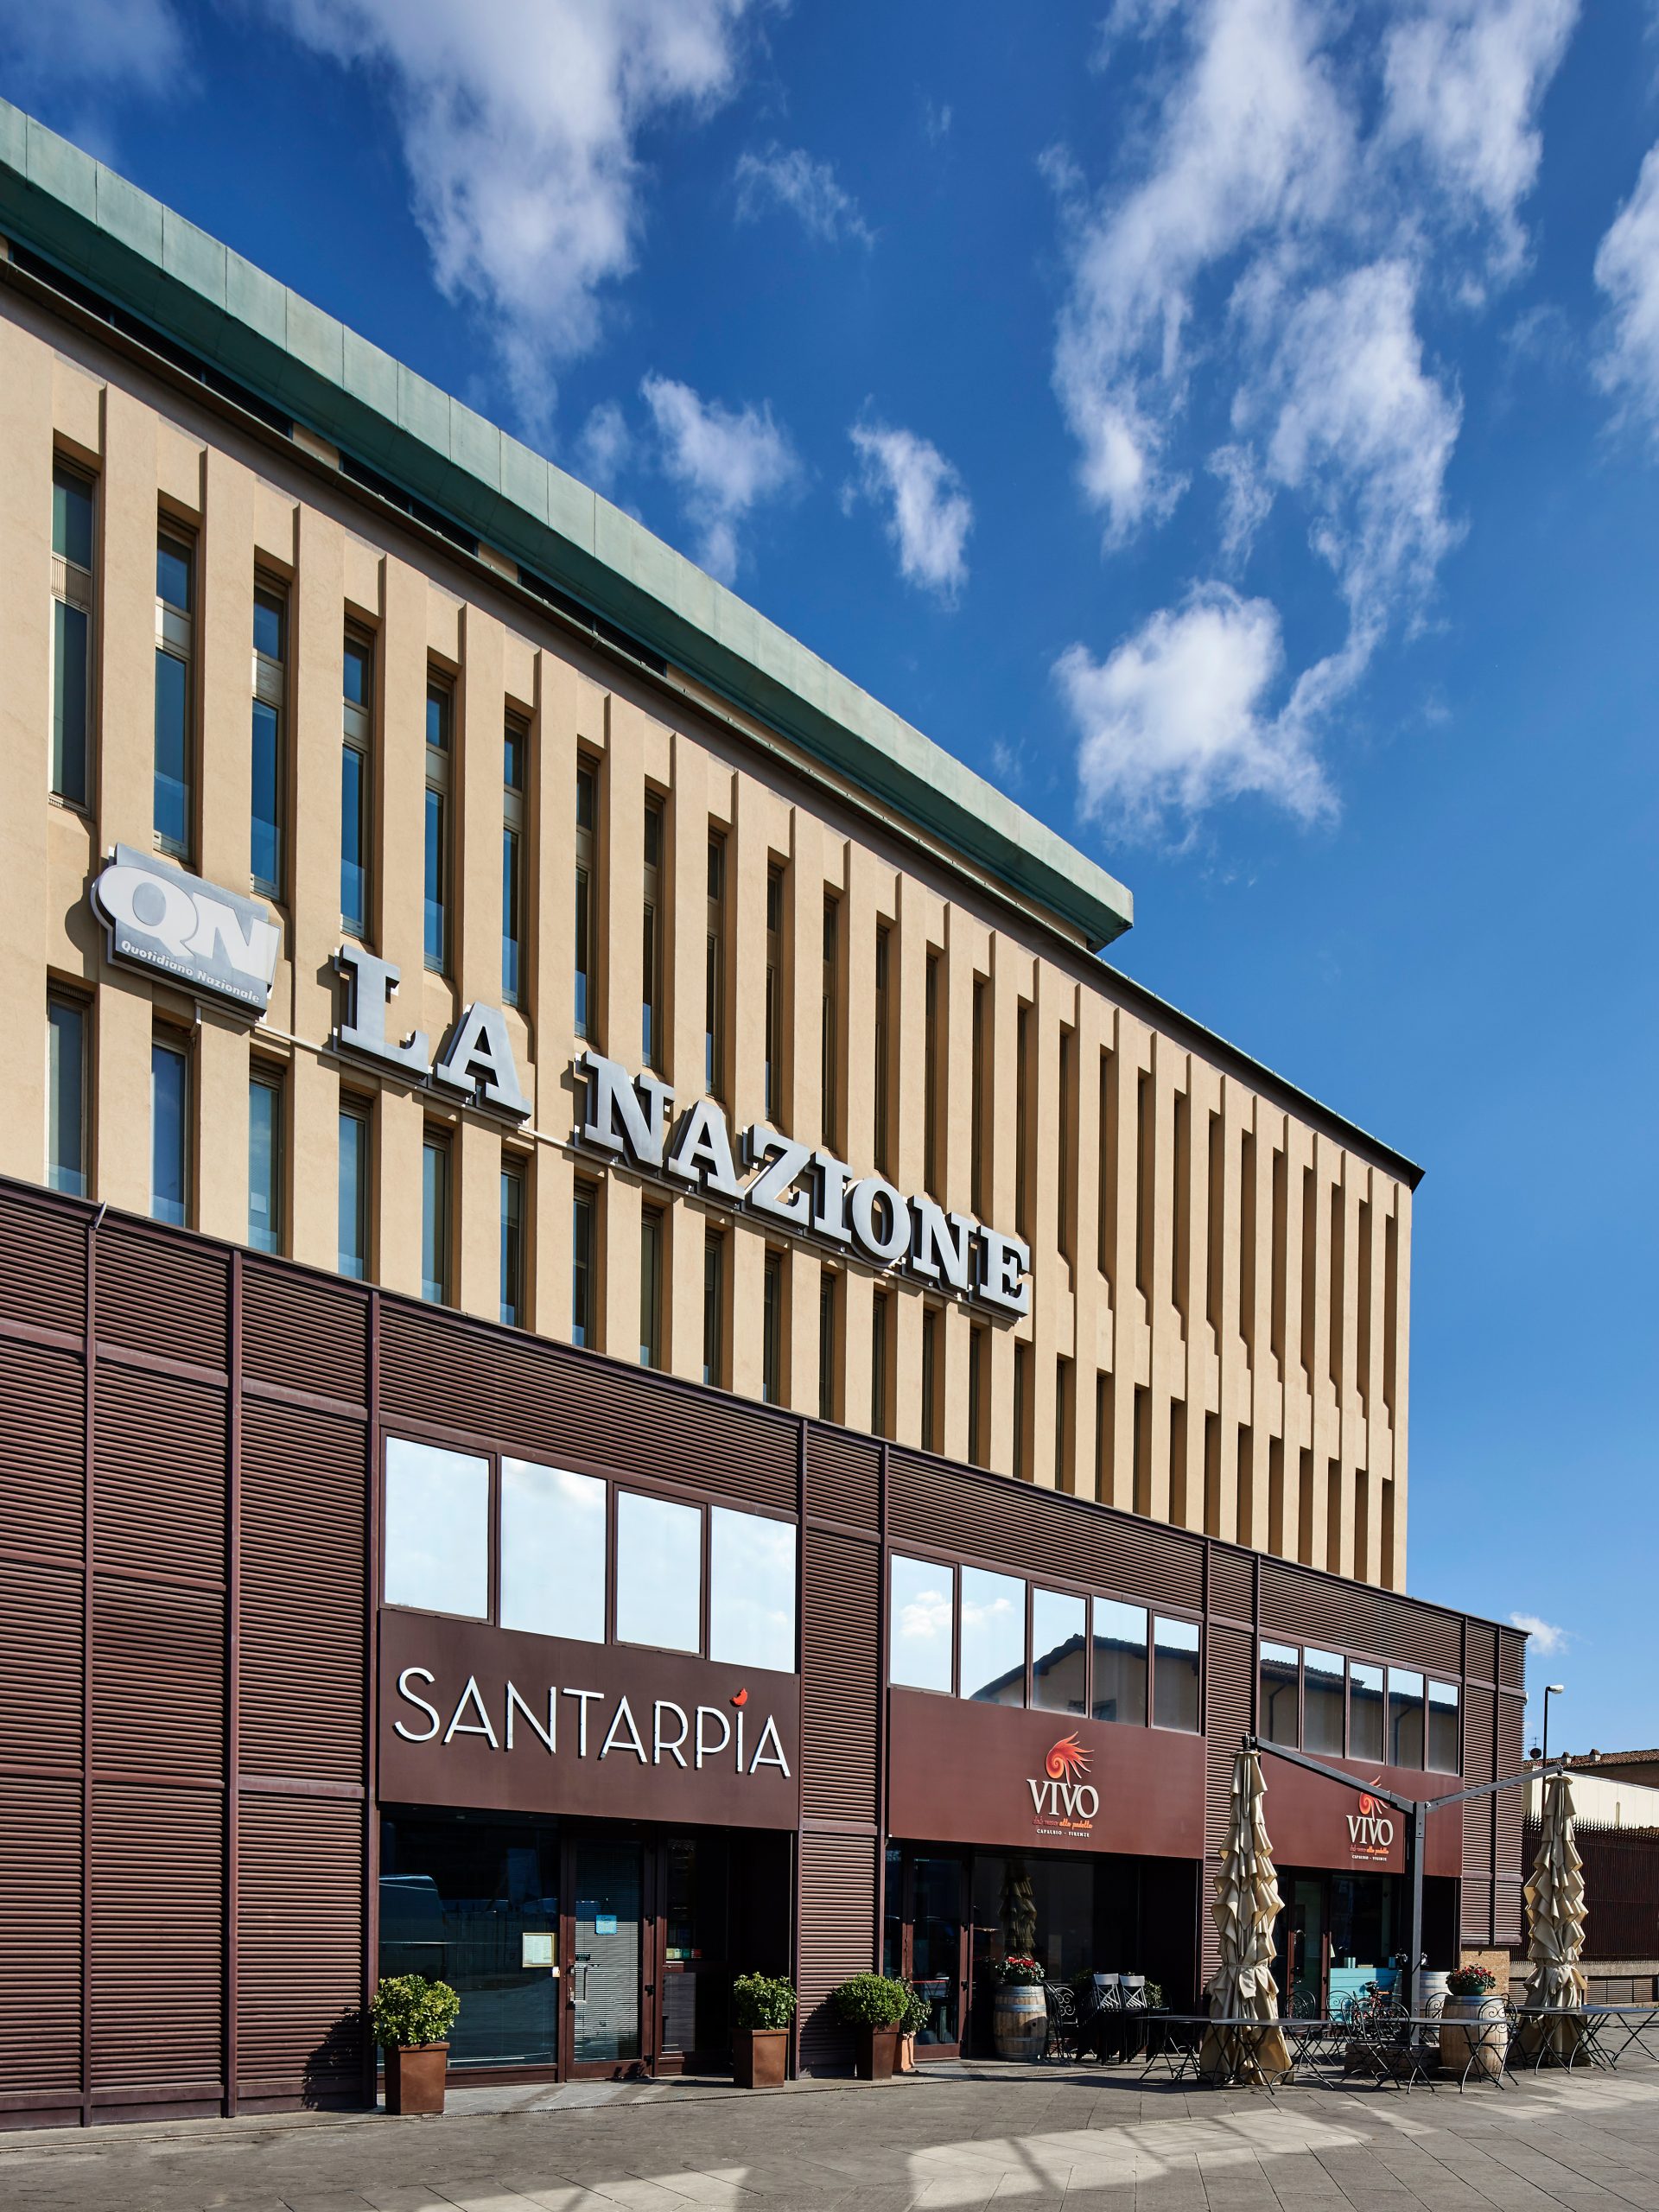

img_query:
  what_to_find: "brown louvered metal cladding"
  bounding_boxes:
[92,1363,226,1585]
[800,1529,881,1824]
[236,1793,363,2104]
[93,1579,224,1780]
[0,1337,83,1559]
[91,1782,223,2099]
[1208,1548,1253,1624]
[0,1777,81,2097]
[1260,1558,1461,1674]
[0,1559,81,1769]
[241,1265,367,1412]
[1203,1624,1255,1986]
[804,1426,880,1533]
[1494,1688,1527,1944]
[93,1224,227,1376]
[797,1829,878,2073]
[0,1194,85,1338]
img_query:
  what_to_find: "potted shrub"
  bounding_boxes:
[371,1973,461,2115]
[731,1973,796,2088]
[988,1955,1046,2061]
[897,1980,931,2073]
[831,1974,909,2081]
[1440,1962,1507,2080]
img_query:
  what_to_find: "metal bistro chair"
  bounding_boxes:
[1083,1974,1126,2063]
[1117,1975,1150,2064]
[1043,1980,1081,2063]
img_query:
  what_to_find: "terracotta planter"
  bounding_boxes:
[385,2041,448,2115]
[855,2024,901,2081]
[898,2031,918,2075]
[993,1983,1047,2063]
[733,2026,790,2088]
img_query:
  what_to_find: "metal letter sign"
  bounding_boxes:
[333,943,532,1122]
[91,847,280,1014]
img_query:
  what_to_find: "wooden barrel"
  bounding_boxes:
[993,1982,1047,2062]
[1440,1994,1507,2079]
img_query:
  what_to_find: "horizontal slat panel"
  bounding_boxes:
[1259,1558,1461,1674]
[1465,1622,1497,1684]
[1498,1630,1527,1692]
[0,1776,80,2091]
[237,1793,363,2090]
[0,1188,86,1338]
[242,1265,367,1409]
[96,1224,226,1373]
[92,1783,222,2088]
[800,1529,880,1823]
[805,1427,879,1533]
[93,1578,223,1779]
[798,1830,876,2073]
[0,1337,83,1560]
[0,1560,81,1769]
[1208,1548,1253,1622]
[93,1363,226,1584]
[1463,1686,1495,1875]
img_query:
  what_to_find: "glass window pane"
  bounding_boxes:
[53,467,93,568]
[53,598,89,806]
[500,1166,524,1326]
[1389,1668,1425,1768]
[1091,1598,1147,1726]
[422,1136,448,1303]
[339,1109,368,1278]
[252,589,283,660]
[340,744,367,931]
[1032,1588,1087,1715]
[710,1509,796,1673]
[614,1490,701,1653]
[1153,1616,1201,1732]
[639,1211,662,1368]
[251,697,281,891]
[47,998,86,1197]
[502,825,521,1002]
[1350,1661,1385,1760]
[156,537,191,612]
[960,1566,1025,1704]
[571,1187,594,1346]
[248,1076,281,1254]
[890,1554,952,1692]
[423,787,446,968]
[499,1460,604,1642]
[154,648,190,852]
[504,721,524,791]
[343,635,370,708]
[150,1039,187,1225]
[425,683,449,750]
[384,1437,487,1618]
[1260,1640,1300,1747]
[1427,1680,1459,1773]
[1305,1648,1346,1755]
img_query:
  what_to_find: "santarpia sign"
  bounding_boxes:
[575,1049,1033,1315]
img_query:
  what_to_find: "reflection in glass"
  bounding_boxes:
[1153,1616,1202,1732]
[338,1105,369,1278]
[615,1489,701,1652]
[1305,1647,1346,1754]
[1032,1588,1087,1714]
[1091,1598,1147,1726]
[47,997,86,1197]
[248,1073,282,1254]
[153,647,191,854]
[1427,1680,1459,1773]
[150,1038,188,1225]
[960,1566,1025,1704]
[500,1460,604,1642]
[1350,1661,1385,1760]
[889,1554,952,1692]
[710,1508,796,1672]
[1260,1640,1300,1746]
[1389,1668,1425,1767]
[384,1436,488,1618]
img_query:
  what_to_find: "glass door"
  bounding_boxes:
[883,1850,968,2057]
[569,1839,646,2074]
[1280,1875,1328,2016]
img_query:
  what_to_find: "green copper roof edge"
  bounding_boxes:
[0,99,1133,950]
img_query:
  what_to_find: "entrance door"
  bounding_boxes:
[568,1839,648,2075]
[884,1850,969,2057]
[1284,1877,1328,2015]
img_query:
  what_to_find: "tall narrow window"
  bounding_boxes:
[421,1128,451,1304]
[340,630,372,937]
[572,1180,596,1347]
[1015,1003,1033,1241]
[817,1268,837,1421]
[423,678,451,973]
[970,976,988,1217]
[706,834,726,1096]
[762,1249,784,1405]
[703,1229,726,1388]
[1013,1338,1030,1480]
[51,463,94,806]
[967,1324,987,1467]
[154,531,194,857]
[871,1287,890,1437]
[924,951,942,1200]
[150,1032,189,1226]
[575,760,597,1039]
[1058,1024,1076,1261]
[639,1205,664,1367]
[1054,1356,1071,1491]
[821,895,840,1146]
[642,797,664,1071]
[500,1158,525,1326]
[874,925,893,1176]
[248,1065,283,1255]
[338,1101,371,1279]
[46,993,88,1196]
[765,864,785,1122]
[920,1304,940,1452]
[502,715,528,1006]
[251,582,285,896]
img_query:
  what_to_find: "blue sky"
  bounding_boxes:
[4,1,1656,1753]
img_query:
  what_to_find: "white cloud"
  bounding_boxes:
[639,374,799,583]
[1594,142,1659,437]
[258,0,757,429]
[0,0,188,97]
[734,144,873,246]
[1510,1611,1571,1657]
[847,421,973,603]
[574,399,632,493]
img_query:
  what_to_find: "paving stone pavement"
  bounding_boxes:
[4,2059,1659,2212]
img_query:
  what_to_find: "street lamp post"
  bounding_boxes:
[1541,1682,1566,1770]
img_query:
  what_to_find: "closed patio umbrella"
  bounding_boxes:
[1521,1770,1587,2063]
[1200,1746,1291,2085]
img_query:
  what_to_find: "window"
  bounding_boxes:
[1388,1667,1425,1768]
[960,1566,1025,1704]
[248,1066,283,1255]
[967,1324,987,1468]
[924,950,942,1199]
[1260,1640,1300,1747]
[154,531,194,856]
[150,1033,189,1226]
[1349,1661,1385,1761]
[1033,1589,1087,1715]
[338,1102,371,1279]
[385,1437,487,1618]
[920,1305,940,1453]
[424,679,451,971]
[51,462,93,806]
[703,1229,725,1388]
[710,1508,796,1672]
[705,835,725,1096]
[642,797,664,1070]
[1053,1356,1071,1491]
[639,1205,664,1368]
[874,924,893,1175]
[1013,1339,1030,1481]
[765,863,785,1122]
[821,895,839,1145]
[1305,1647,1346,1754]
[500,1460,604,1641]
[251,583,285,895]
[817,1268,837,1421]
[503,715,528,1005]
[761,1249,783,1405]
[46,994,87,1196]
[340,631,372,936]
[889,1554,952,1691]
[500,1159,525,1326]
[1091,1598,1147,1726]
[421,1128,451,1304]
[970,977,988,1217]
[615,1489,700,1652]
[1153,1616,1202,1732]
[871,1287,890,1437]
[1427,1680,1459,1774]
[572,1181,596,1347]
[575,760,597,1038]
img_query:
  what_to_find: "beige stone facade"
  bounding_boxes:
[0,276,1413,1587]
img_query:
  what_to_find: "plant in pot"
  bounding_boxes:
[988,1953,1047,2062]
[897,1980,932,2074]
[1440,1962,1506,2081]
[731,1973,796,2088]
[371,1973,461,2116]
[830,1974,910,2081]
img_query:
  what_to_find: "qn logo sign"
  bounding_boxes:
[1027,1732,1100,1831]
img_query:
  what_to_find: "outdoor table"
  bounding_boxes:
[1137,2015,1295,2089]
[1338,2012,1450,2093]
[1516,2004,1659,2073]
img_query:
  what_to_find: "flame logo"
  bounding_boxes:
[1358,1793,1376,1816]
[1045,1733,1090,1782]
[731,1688,748,1708]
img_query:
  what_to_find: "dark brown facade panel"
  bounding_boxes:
[235,1792,363,2103]
[92,1363,227,1586]
[92,1578,225,1781]
[0,1775,80,2094]
[1493,1692,1527,1946]
[804,1426,880,1535]
[798,1829,877,2073]
[800,1529,881,1824]
[95,1224,227,1376]
[1259,1558,1460,1675]
[0,1336,85,1560]
[0,1191,85,1338]
[0,1559,81,1769]
[1205,1624,1254,1855]
[241,1265,368,1413]
[1497,1630,1526,1694]
[91,1783,223,2090]
[1463,1686,1495,1876]
[1541,1821,1659,1961]
[1209,1548,1253,1624]
[239,1399,366,1784]
[1465,1622,1498,1686]
[1461,1876,1495,1949]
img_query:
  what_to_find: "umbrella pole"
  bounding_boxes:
[1406,1802,1426,2010]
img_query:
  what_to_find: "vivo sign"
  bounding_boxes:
[575,1048,1032,1314]
[91,848,280,1014]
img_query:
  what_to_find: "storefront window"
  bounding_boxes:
[1427,1679,1460,1773]
[1350,1662,1385,1760]
[1305,1647,1346,1754]
[615,1490,701,1653]
[384,1438,487,1618]
[1260,1640,1300,1745]
[1032,1589,1087,1714]
[890,1554,953,1692]
[499,1461,604,1643]
[960,1567,1025,1704]
[1153,1617,1202,1732]
[1389,1668,1425,1768]
[1091,1598,1147,1725]
[710,1508,796,1673]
